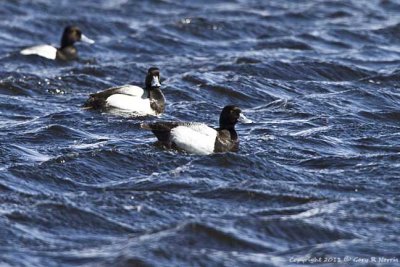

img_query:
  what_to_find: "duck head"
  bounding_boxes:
[145,67,161,89]
[60,26,94,48]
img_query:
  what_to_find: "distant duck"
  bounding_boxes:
[84,67,165,116]
[141,105,251,155]
[20,25,94,60]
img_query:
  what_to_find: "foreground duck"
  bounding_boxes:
[141,105,250,155]
[84,67,165,116]
[20,25,94,60]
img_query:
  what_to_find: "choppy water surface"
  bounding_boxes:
[1,0,400,266]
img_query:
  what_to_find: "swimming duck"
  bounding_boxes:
[20,25,94,60]
[141,105,250,155]
[84,67,165,116]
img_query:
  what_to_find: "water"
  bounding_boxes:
[1,0,400,266]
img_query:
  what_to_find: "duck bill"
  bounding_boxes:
[151,76,161,87]
[81,34,95,44]
[238,113,252,123]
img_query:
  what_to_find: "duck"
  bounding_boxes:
[141,105,251,155]
[83,67,165,116]
[20,25,94,60]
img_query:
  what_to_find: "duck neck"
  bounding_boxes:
[148,87,163,99]
[56,46,77,60]
[218,125,238,140]
[60,44,74,49]
[60,37,75,49]
[148,87,165,114]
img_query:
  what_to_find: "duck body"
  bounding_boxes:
[141,105,243,155]
[20,26,94,61]
[84,67,165,116]
[20,44,58,60]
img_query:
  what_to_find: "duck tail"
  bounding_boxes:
[140,123,152,130]
[82,96,105,109]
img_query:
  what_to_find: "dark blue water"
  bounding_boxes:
[1,0,400,266]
